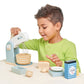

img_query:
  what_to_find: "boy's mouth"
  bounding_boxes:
[41,34,47,38]
[41,34,48,40]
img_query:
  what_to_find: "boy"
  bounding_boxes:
[11,4,80,72]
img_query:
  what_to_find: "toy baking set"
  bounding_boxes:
[5,29,79,78]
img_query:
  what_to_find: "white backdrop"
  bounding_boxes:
[0,0,84,73]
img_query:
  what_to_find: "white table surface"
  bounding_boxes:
[0,60,84,84]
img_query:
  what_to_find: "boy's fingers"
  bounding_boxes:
[10,27,21,36]
[46,55,50,58]
[46,55,62,66]
[55,61,62,67]
[52,54,58,59]
[51,54,56,57]
[55,58,60,61]
[46,55,53,60]
[52,57,60,62]
[52,59,56,62]
[46,55,51,59]
[51,54,61,62]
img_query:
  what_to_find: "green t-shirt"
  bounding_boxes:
[19,38,81,72]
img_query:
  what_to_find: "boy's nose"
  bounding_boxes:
[39,28,43,33]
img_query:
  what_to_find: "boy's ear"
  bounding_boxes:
[55,22,61,31]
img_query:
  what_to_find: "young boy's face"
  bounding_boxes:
[37,18,59,41]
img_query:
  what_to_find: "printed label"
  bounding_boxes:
[7,44,11,50]
[69,66,76,75]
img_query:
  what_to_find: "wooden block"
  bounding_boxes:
[38,61,50,73]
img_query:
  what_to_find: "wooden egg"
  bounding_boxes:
[26,71,33,77]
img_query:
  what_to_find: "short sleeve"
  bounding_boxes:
[64,44,81,72]
[65,44,77,61]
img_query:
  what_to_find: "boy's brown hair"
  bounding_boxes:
[35,4,64,29]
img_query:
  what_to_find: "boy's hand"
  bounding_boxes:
[10,27,21,37]
[46,54,62,67]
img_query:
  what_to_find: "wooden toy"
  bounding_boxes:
[50,66,63,72]
[6,41,19,64]
[64,60,76,79]
[6,62,16,66]
[6,32,29,64]
[77,69,79,76]
[26,71,33,77]
[16,53,31,65]
[49,66,64,77]
[38,61,49,73]
[16,62,33,68]
[11,66,27,75]
[49,70,64,77]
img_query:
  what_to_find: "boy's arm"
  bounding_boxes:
[19,39,39,51]
[64,44,81,72]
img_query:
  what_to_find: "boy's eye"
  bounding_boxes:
[43,27,47,29]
